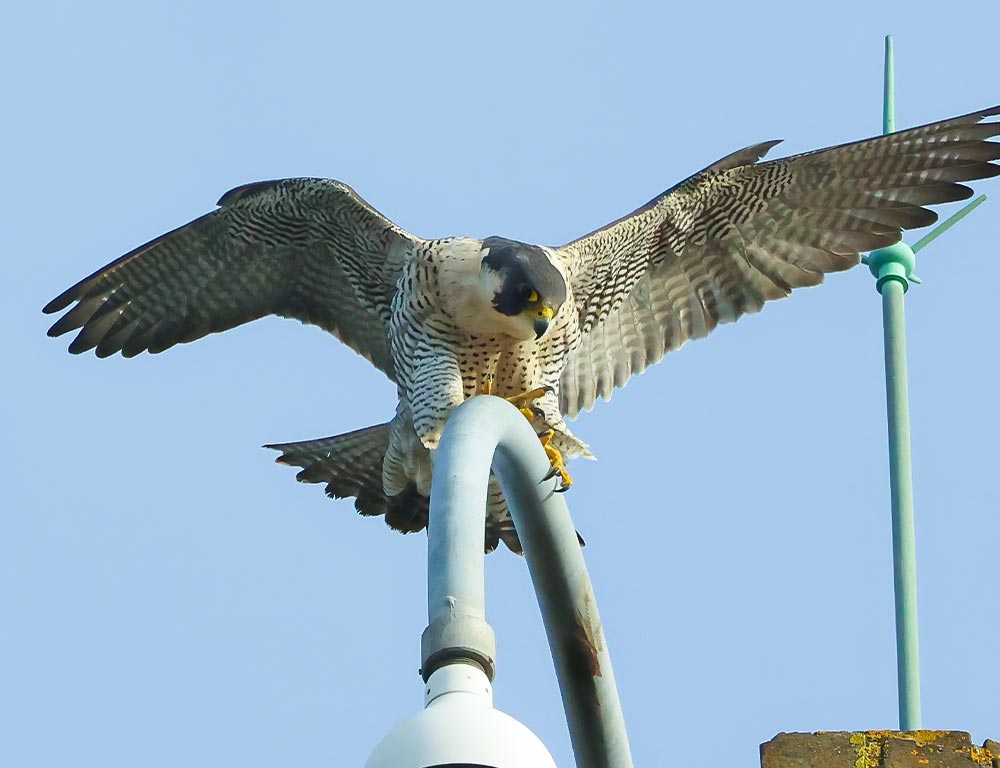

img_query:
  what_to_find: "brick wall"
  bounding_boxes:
[760,731,999,767]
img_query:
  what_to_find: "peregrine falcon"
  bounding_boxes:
[45,105,1000,552]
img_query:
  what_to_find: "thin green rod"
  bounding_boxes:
[883,36,895,134]
[881,279,921,731]
[879,34,922,731]
[912,195,988,253]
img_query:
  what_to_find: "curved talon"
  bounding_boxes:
[540,464,572,492]
[504,388,574,490]
[541,465,560,482]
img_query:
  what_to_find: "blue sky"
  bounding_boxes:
[4,1,998,765]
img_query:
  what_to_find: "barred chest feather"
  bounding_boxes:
[399,238,578,397]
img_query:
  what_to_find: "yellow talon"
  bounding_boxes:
[492,386,571,489]
[540,429,573,491]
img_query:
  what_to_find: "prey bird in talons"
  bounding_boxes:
[45,106,1000,552]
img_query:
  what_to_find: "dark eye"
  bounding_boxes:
[519,284,539,303]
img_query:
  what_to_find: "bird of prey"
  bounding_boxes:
[45,105,1000,552]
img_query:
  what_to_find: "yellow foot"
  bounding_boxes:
[491,386,570,488]
[539,429,573,492]
[505,385,554,409]
[480,373,495,396]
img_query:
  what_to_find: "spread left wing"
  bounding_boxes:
[556,105,1000,418]
[44,178,422,378]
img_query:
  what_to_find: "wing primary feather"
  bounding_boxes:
[45,178,420,375]
[559,104,998,417]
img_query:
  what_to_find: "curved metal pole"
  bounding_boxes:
[422,395,633,768]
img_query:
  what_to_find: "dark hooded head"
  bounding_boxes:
[480,236,567,339]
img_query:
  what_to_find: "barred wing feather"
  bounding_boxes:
[44,178,422,380]
[557,105,1000,417]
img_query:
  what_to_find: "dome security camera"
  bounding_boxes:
[366,663,557,768]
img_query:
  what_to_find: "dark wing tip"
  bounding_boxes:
[66,334,98,355]
[43,289,77,316]
[45,320,66,337]
[264,443,296,465]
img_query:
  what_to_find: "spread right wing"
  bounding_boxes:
[555,106,1000,417]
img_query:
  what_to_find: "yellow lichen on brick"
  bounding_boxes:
[852,730,944,744]
[969,743,994,767]
[851,732,882,768]
[762,730,997,767]
[908,731,945,743]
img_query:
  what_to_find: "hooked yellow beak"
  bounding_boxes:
[533,306,555,339]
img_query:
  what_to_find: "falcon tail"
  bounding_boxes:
[265,425,431,536]
[266,424,584,554]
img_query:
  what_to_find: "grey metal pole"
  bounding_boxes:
[422,395,633,768]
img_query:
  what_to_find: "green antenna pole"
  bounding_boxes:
[871,34,921,732]
[884,36,895,134]
[866,37,988,731]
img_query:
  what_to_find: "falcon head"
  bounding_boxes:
[481,236,567,340]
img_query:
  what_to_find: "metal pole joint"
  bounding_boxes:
[868,241,916,294]
[420,611,497,683]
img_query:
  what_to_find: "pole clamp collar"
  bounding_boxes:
[867,242,916,294]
